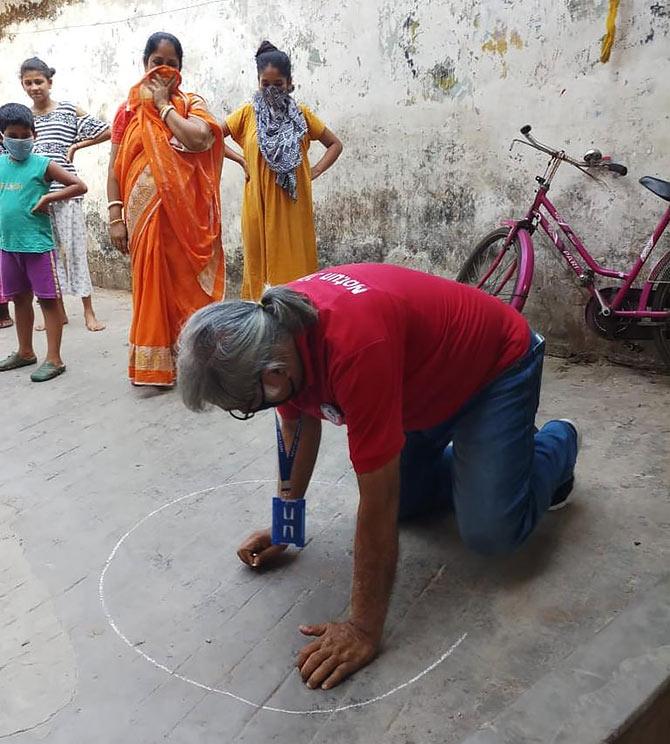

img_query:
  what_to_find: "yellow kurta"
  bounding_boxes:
[226,102,326,300]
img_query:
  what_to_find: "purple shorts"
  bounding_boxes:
[0,249,61,301]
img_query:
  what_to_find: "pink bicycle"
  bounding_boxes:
[457,125,670,366]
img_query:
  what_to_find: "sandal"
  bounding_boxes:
[0,318,13,329]
[0,352,37,371]
[30,361,66,383]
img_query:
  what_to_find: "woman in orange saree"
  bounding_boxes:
[107,33,244,386]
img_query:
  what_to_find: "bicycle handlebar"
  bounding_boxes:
[604,162,628,176]
[516,124,627,176]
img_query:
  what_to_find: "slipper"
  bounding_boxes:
[0,352,37,371]
[0,318,13,329]
[30,361,66,383]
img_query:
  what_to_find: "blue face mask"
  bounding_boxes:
[3,136,35,161]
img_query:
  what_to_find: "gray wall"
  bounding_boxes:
[1,0,669,367]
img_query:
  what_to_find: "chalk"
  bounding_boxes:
[99,479,467,715]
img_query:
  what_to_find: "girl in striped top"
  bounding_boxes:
[21,57,110,331]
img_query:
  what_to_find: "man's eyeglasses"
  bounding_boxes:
[228,379,273,420]
[227,375,296,420]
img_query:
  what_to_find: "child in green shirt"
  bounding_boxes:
[0,103,87,382]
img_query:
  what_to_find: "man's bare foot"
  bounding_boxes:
[0,317,13,329]
[85,313,106,332]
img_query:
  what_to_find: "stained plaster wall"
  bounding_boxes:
[1,0,669,366]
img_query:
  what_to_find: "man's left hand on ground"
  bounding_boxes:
[296,620,380,690]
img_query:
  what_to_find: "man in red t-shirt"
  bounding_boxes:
[178,263,579,690]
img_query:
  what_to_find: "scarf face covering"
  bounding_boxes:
[252,86,307,201]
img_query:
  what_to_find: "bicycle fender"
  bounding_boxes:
[502,220,535,310]
[648,250,670,284]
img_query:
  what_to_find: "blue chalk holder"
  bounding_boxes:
[271,413,306,548]
[272,496,306,547]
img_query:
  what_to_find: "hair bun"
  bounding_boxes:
[255,40,278,58]
[49,67,56,77]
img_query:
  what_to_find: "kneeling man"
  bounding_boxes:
[177,264,578,690]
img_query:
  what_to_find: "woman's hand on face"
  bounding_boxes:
[147,73,176,110]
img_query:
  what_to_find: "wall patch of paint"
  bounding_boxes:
[307,47,326,71]
[566,0,600,22]
[401,12,421,78]
[429,59,458,94]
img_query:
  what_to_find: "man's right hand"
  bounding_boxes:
[237,529,288,568]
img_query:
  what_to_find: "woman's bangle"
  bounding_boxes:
[160,104,176,122]
[107,200,124,210]
[109,218,126,226]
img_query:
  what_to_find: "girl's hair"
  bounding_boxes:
[20,57,55,80]
[177,285,318,412]
[255,40,292,80]
[143,32,184,70]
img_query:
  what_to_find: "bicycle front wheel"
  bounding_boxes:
[456,227,529,310]
[651,260,670,369]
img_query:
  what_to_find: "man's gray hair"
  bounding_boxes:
[177,285,318,412]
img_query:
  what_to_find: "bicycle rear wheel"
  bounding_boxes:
[651,260,670,369]
[456,227,528,310]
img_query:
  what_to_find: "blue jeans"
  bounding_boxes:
[398,333,578,555]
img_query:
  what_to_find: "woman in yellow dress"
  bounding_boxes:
[223,41,342,300]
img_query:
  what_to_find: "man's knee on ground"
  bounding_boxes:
[459,521,525,556]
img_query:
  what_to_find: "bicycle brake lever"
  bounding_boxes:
[509,138,554,157]
[575,162,604,182]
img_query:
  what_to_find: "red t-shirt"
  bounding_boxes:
[278,264,530,474]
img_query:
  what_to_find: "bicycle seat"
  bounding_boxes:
[640,176,670,202]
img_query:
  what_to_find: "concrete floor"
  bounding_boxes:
[1,289,668,744]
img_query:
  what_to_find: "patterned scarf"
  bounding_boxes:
[253,86,307,201]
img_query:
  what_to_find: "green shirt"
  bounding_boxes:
[0,153,54,253]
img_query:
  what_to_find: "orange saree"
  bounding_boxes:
[114,68,225,386]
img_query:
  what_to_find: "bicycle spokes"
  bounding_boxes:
[476,247,519,301]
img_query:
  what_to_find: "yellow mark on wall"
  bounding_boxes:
[435,74,458,92]
[406,17,420,44]
[510,31,523,49]
[481,28,524,56]
[600,0,620,63]
[482,31,508,56]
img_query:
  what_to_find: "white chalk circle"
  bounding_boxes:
[99,480,466,715]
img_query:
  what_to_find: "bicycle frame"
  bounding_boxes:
[508,182,670,319]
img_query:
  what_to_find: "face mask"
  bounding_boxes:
[260,85,289,111]
[3,137,34,161]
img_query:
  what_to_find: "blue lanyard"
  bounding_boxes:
[275,412,302,495]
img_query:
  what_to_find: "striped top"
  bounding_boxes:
[34,101,108,194]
